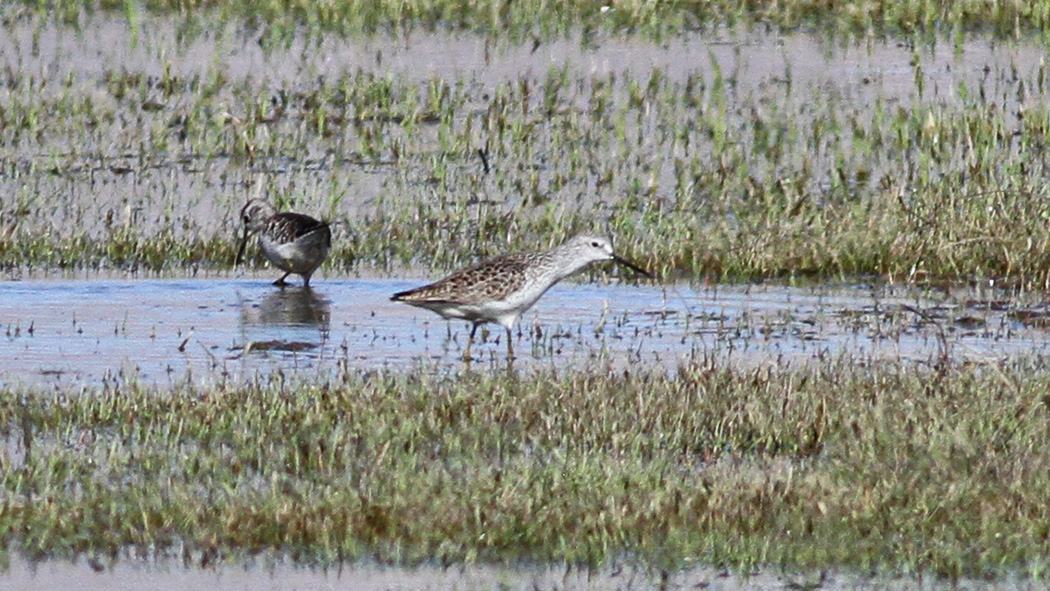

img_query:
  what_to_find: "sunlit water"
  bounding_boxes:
[3,276,1050,389]
[0,555,1042,591]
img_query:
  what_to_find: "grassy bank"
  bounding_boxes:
[1,359,1049,577]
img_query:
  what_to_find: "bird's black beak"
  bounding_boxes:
[235,226,250,266]
[612,253,651,278]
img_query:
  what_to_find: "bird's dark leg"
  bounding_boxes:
[463,323,478,361]
[235,228,251,267]
[505,327,515,360]
[273,272,291,287]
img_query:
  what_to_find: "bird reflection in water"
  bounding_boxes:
[244,287,331,327]
[239,287,331,354]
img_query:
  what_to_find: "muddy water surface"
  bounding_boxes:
[3,276,1049,389]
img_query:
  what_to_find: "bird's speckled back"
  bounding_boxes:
[393,233,617,306]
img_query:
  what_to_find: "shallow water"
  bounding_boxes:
[0,556,1043,591]
[3,276,1050,389]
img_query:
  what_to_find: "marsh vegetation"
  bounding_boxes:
[5,358,1050,580]
[2,6,1050,285]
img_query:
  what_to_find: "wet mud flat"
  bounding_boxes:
[2,277,1050,389]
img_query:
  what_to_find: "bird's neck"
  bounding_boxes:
[544,245,592,281]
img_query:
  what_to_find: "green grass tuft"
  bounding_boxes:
[2,359,1050,576]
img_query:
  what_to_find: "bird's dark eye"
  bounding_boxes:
[591,241,600,247]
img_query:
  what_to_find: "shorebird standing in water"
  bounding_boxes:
[391,234,650,360]
[236,200,332,287]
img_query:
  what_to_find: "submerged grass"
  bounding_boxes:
[1,359,1050,577]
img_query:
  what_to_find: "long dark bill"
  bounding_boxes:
[612,253,651,278]
[235,226,251,266]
